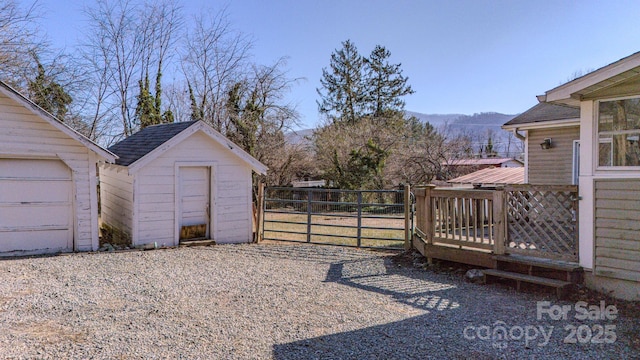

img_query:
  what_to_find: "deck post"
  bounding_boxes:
[493,187,506,255]
[404,184,411,250]
[423,185,436,264]
[423,184,435,245]
[413,187,426,238]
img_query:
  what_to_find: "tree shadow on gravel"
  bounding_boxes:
[323,258,461,313]
[273,255,486,360]
[220,243,393,264]
[273,252,639,360]
[272,313,489,360]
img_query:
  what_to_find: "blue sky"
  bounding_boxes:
[34,0,640,129]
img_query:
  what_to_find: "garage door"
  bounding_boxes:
[0,159,73,253]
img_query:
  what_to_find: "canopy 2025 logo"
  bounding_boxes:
[537,301,617,345]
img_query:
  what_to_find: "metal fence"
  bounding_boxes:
[261,187,413,250]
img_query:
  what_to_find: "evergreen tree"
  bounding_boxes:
[226,81,259,156]
[314,41,418,189]
[135,68,173,129]
[27,58,72,121]
[364,45,414,118]
[135,75,158,129]
[188,81,203,121]
[484,135,498,158]
[316,39,365,124]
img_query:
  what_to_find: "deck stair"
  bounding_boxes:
[483,254,583,298]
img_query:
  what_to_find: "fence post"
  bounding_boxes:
[306,189,312,243]
[255,182,265,243]
[357,191,362,248]
[404,184,411,250]
[493,186,506,255]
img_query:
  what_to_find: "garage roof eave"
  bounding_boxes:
[0,81,117,162]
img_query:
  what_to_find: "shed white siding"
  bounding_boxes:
[99,166,135,240]
[0,92,101,253]
[134,131,253,246]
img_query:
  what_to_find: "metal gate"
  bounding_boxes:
[260,187,413,250]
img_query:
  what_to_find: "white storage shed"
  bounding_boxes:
[99,120,267,247]
[0,81,116,255]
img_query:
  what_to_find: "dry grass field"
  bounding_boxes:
[262,211,406,249]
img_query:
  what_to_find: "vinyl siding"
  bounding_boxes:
[528,126,579,185]
[594,179,640,282]
[0,92,98,251]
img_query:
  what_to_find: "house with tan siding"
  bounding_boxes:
[503,102,580,185]
[502,52,640,300]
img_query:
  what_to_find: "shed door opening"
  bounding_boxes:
[0,158,73,253]
[179,166,210,241]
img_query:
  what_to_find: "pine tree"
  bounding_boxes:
[317,40,365,124]
[364,45,414,118]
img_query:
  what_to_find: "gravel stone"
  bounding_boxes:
[0,244,636,359]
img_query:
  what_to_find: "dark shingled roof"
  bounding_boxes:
[504,102,580,127]
[108,121,198,166]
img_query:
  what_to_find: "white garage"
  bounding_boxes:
[0,81,116,255]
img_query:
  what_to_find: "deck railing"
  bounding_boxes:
[414,186,505,255]
[413,184,578,265]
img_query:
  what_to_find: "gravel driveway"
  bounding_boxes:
[0,244,637,359]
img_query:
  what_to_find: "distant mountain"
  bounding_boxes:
[407,111,516,131]
[405,111,464,127]
[285,110,521,157]
[284,128,314,146]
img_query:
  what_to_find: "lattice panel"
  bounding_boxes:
[506,188,578,261]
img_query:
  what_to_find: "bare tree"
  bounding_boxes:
[387,122,475,185]
[80,0,182,142]
[224,59,305,186]
[181,6,253,131]
[504,131,524,160]
[0,0,44,88]
[313,116,403,189]
[264,142,316,186]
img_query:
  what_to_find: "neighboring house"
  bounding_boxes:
[447,167,525,188]
[444,157,524,169]
[292,180,326,188]
[502,51,640,300]
[442,157,523,179]
[503,102,580,185]
[0,81,116,255]
[100,120,267,247]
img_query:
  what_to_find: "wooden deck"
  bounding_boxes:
[412,185,582,297]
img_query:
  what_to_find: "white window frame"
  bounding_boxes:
[595,95,640,171]
[572,140,580,185]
